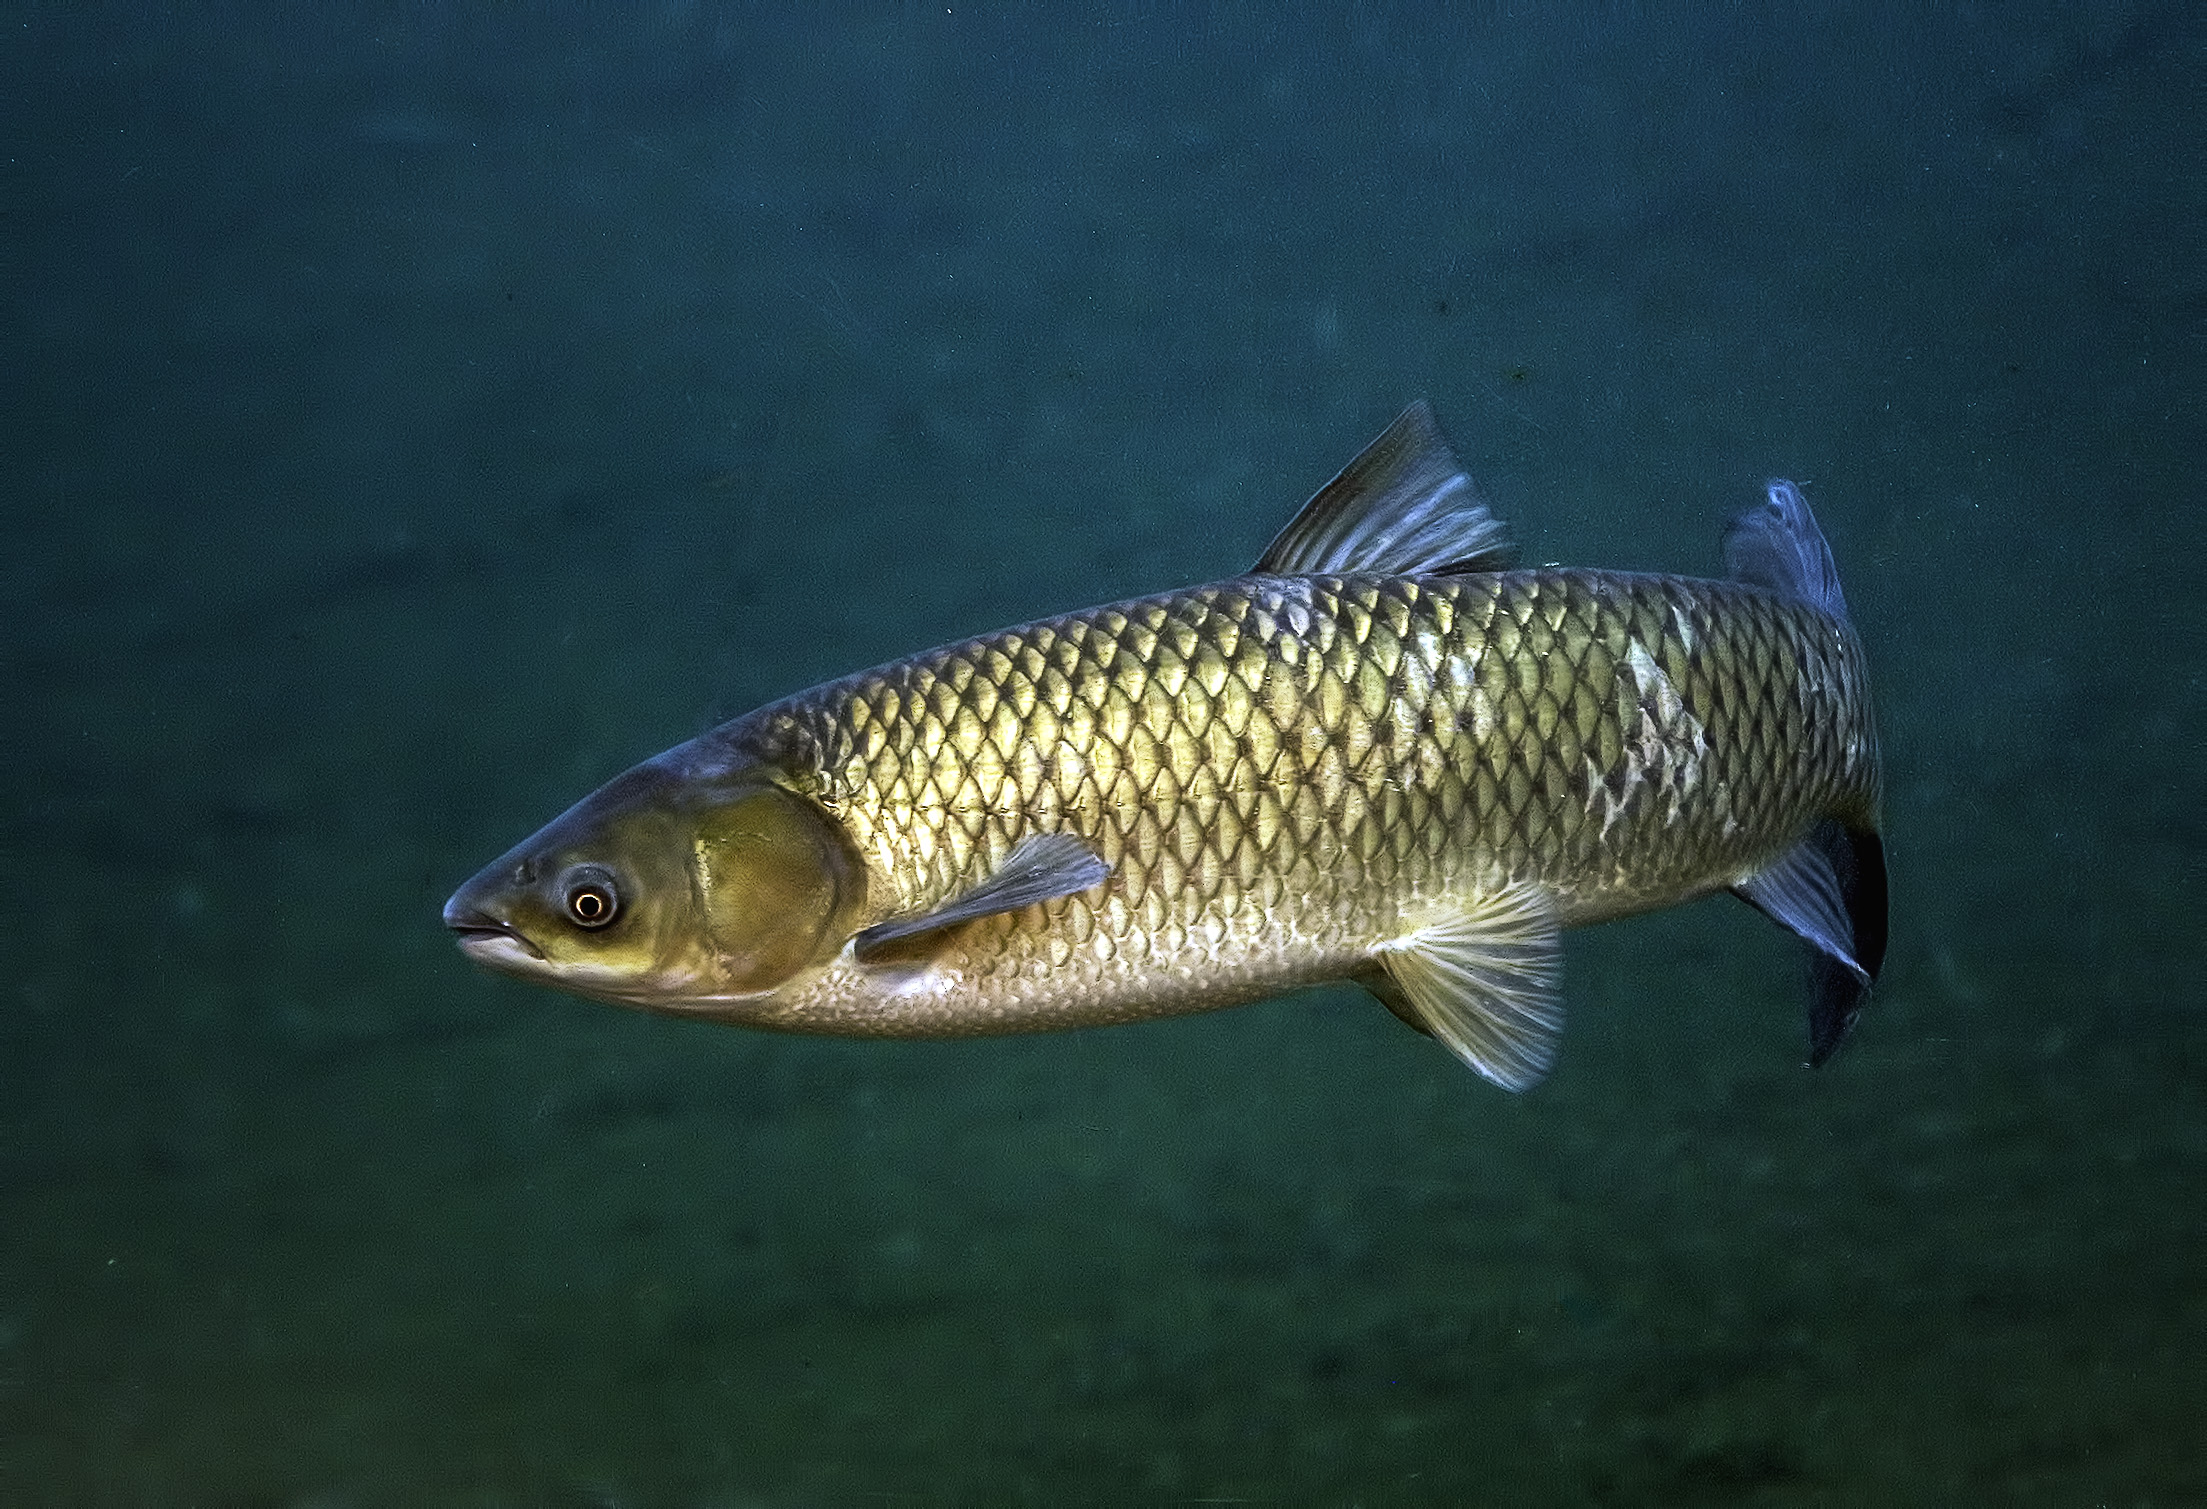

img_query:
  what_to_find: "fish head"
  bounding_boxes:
[443,753,865,1010]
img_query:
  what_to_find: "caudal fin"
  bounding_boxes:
[1734,819,1887,1065]
[1723,479,1851,623]
[1723,479,1887,1065]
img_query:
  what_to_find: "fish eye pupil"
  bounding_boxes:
[562,869,620,928]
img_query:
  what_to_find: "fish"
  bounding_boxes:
[444,402,1885,1089]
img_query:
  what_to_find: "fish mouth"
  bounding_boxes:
[443,903,545,963]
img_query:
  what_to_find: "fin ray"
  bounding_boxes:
[1373,883,1563,1090]
[1254,401,1514,577]
[853,832,1109,961]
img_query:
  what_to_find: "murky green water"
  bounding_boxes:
[4,7,2201,1502]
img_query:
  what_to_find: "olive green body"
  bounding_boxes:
[701,566,1878,1036]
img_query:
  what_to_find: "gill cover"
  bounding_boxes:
[691,784,863,993]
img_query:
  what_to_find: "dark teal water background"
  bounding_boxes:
[4,6,2202,1502]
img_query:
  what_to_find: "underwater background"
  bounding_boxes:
[4,4,2202,1502]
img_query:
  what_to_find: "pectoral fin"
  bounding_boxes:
[852,832,1109,963]
[1373,884,1564,1091]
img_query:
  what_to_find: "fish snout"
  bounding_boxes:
[443,892,545,962]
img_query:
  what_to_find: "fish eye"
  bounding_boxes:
[560,866,621,929]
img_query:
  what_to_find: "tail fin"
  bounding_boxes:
[1723,480,1887,1065]
[1815,822,1886,1063]
[1723,479,1850,622]
[1732,819,1887,1064]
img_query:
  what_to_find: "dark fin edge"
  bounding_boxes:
[1722,479,1851,623]
[852,832,1109,962]
[1733,819,1888,1066]
[1254,401,1514,578]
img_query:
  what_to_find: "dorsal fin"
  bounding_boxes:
[1254,401,1514,577]
[1722,479,1851,622]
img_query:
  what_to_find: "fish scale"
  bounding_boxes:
[724,565,1875,1036]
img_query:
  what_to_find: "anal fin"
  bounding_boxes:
[852,832,1109,964]
[1372,883,1564,1091]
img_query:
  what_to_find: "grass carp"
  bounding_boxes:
[446,402,1886,1089]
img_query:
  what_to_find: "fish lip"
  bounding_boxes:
[453,928,547,967]
[443,904,545,962]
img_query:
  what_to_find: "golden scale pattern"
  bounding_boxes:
[740,570,1877,1027]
